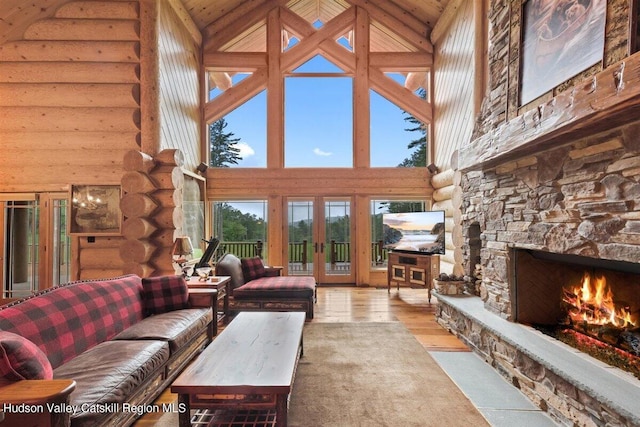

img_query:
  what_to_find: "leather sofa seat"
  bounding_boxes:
[114,308,212,353]
[53,339,169,427]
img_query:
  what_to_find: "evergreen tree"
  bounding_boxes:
[398,88,427,167]
[209,118,242,167]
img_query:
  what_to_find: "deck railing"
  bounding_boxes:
[220,240,388,264]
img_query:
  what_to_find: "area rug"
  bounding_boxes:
[287,322,488,427]
[155,322,488,426]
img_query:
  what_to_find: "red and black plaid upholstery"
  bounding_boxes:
[141,275,189,315]
[0,275,145,369]
[241,257,266,282]
[233,276,316,299]
[0,331,53,380]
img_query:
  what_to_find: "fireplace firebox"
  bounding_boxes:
[512,249,640,376]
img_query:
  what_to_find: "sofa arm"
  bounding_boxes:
[264,266,283,277]
[0,379,76,427]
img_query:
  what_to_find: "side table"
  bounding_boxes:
[186,276,231,336]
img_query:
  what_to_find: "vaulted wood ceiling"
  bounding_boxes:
[0,0,450,46]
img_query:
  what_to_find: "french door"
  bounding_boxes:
[287,197,354,285]
[0,193,71,304]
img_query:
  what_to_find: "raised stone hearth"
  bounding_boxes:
[435,295,640,427]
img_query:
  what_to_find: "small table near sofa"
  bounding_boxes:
[186,276,230,336]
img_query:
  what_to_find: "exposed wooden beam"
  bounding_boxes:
[165,0,202,46]
[369,52,432,71]
[369,68,432,124]
[139,0,160,155]
[345,0,433,53]
[267,7,284,168]
[431,0,465,45]
[203,68,268,123]
[203,52,268,70]
[280,7,355,73]
[359,0,429,37]
[354,6,370,168]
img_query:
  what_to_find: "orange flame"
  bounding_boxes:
[565,272,636,328]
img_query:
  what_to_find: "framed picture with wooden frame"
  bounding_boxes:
[69,185,122,235]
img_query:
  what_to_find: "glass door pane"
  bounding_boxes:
[51,198,70,286]
[321,198,354,284]
[287,200,314,276]
[1,199,39,302]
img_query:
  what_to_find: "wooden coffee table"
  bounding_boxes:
[171,311,306,427]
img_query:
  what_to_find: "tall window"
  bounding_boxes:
[285,76,353,168]
[212,200,268,259]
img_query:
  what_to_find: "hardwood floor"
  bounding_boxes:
[134,286,469,426]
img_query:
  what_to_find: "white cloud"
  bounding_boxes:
[313,148,332,156]
[233,142,255,157]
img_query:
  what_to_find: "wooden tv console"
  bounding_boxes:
[387,252,440,302]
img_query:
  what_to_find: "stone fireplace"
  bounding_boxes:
[436,120,640,426]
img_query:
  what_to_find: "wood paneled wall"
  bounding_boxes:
[432,0,475,170]
[158,0,201,171]
[0,1,141,191]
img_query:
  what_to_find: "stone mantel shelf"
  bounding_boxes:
[459,52,640,172]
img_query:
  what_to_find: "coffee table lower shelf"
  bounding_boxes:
[188,408,276,427]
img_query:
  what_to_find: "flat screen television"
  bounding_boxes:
[382,211,445,255]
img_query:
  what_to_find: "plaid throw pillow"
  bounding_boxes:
[142,275,189,315]
[241,257,266,282]
[0,331,53,381]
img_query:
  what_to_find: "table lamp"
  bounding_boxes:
[172,236,194,276]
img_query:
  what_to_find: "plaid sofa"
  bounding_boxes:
[0,274,214,427]
[216,253,317,320]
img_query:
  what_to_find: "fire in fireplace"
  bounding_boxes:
[512,249,640,378]
[562,272,639,356]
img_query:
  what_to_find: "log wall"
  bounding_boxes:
[0,1,141,193]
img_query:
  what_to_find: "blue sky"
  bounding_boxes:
[212,56,419,168]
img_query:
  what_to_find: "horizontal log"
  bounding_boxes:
[459,54,640,171]
[432,199,454,217]
[122,262,155,278]
[0,41,140,63]
[150,166,184,190]
[0,131,139,150]
[76,235,123,249]
[24,19,139,41]
[444,217,455,232]
[431,169,454,189]
[0,167,123,192]
[79,269,125,280]
[155,149,184,167]
[4,149,130,167]
[445,232,454,250]
[120,193,158,218]
[119,239,155,263]
[123,150,155,173]
[452,226,464,248]
[432,185,454,202]
[0,83,139,107]
[121,171,157,194]
[439,260,454,275]
[79,248,121,269]
[153,189,182,208]
[122,217,157,240]
[55,1,139,19]
[153,207,183,229]
[0,107,140,132]
[0,62,140,83]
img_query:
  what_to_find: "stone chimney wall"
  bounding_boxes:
[462,125,640,318]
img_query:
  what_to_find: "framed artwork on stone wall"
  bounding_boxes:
[69,185,122,235]
[520,0,607,105]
